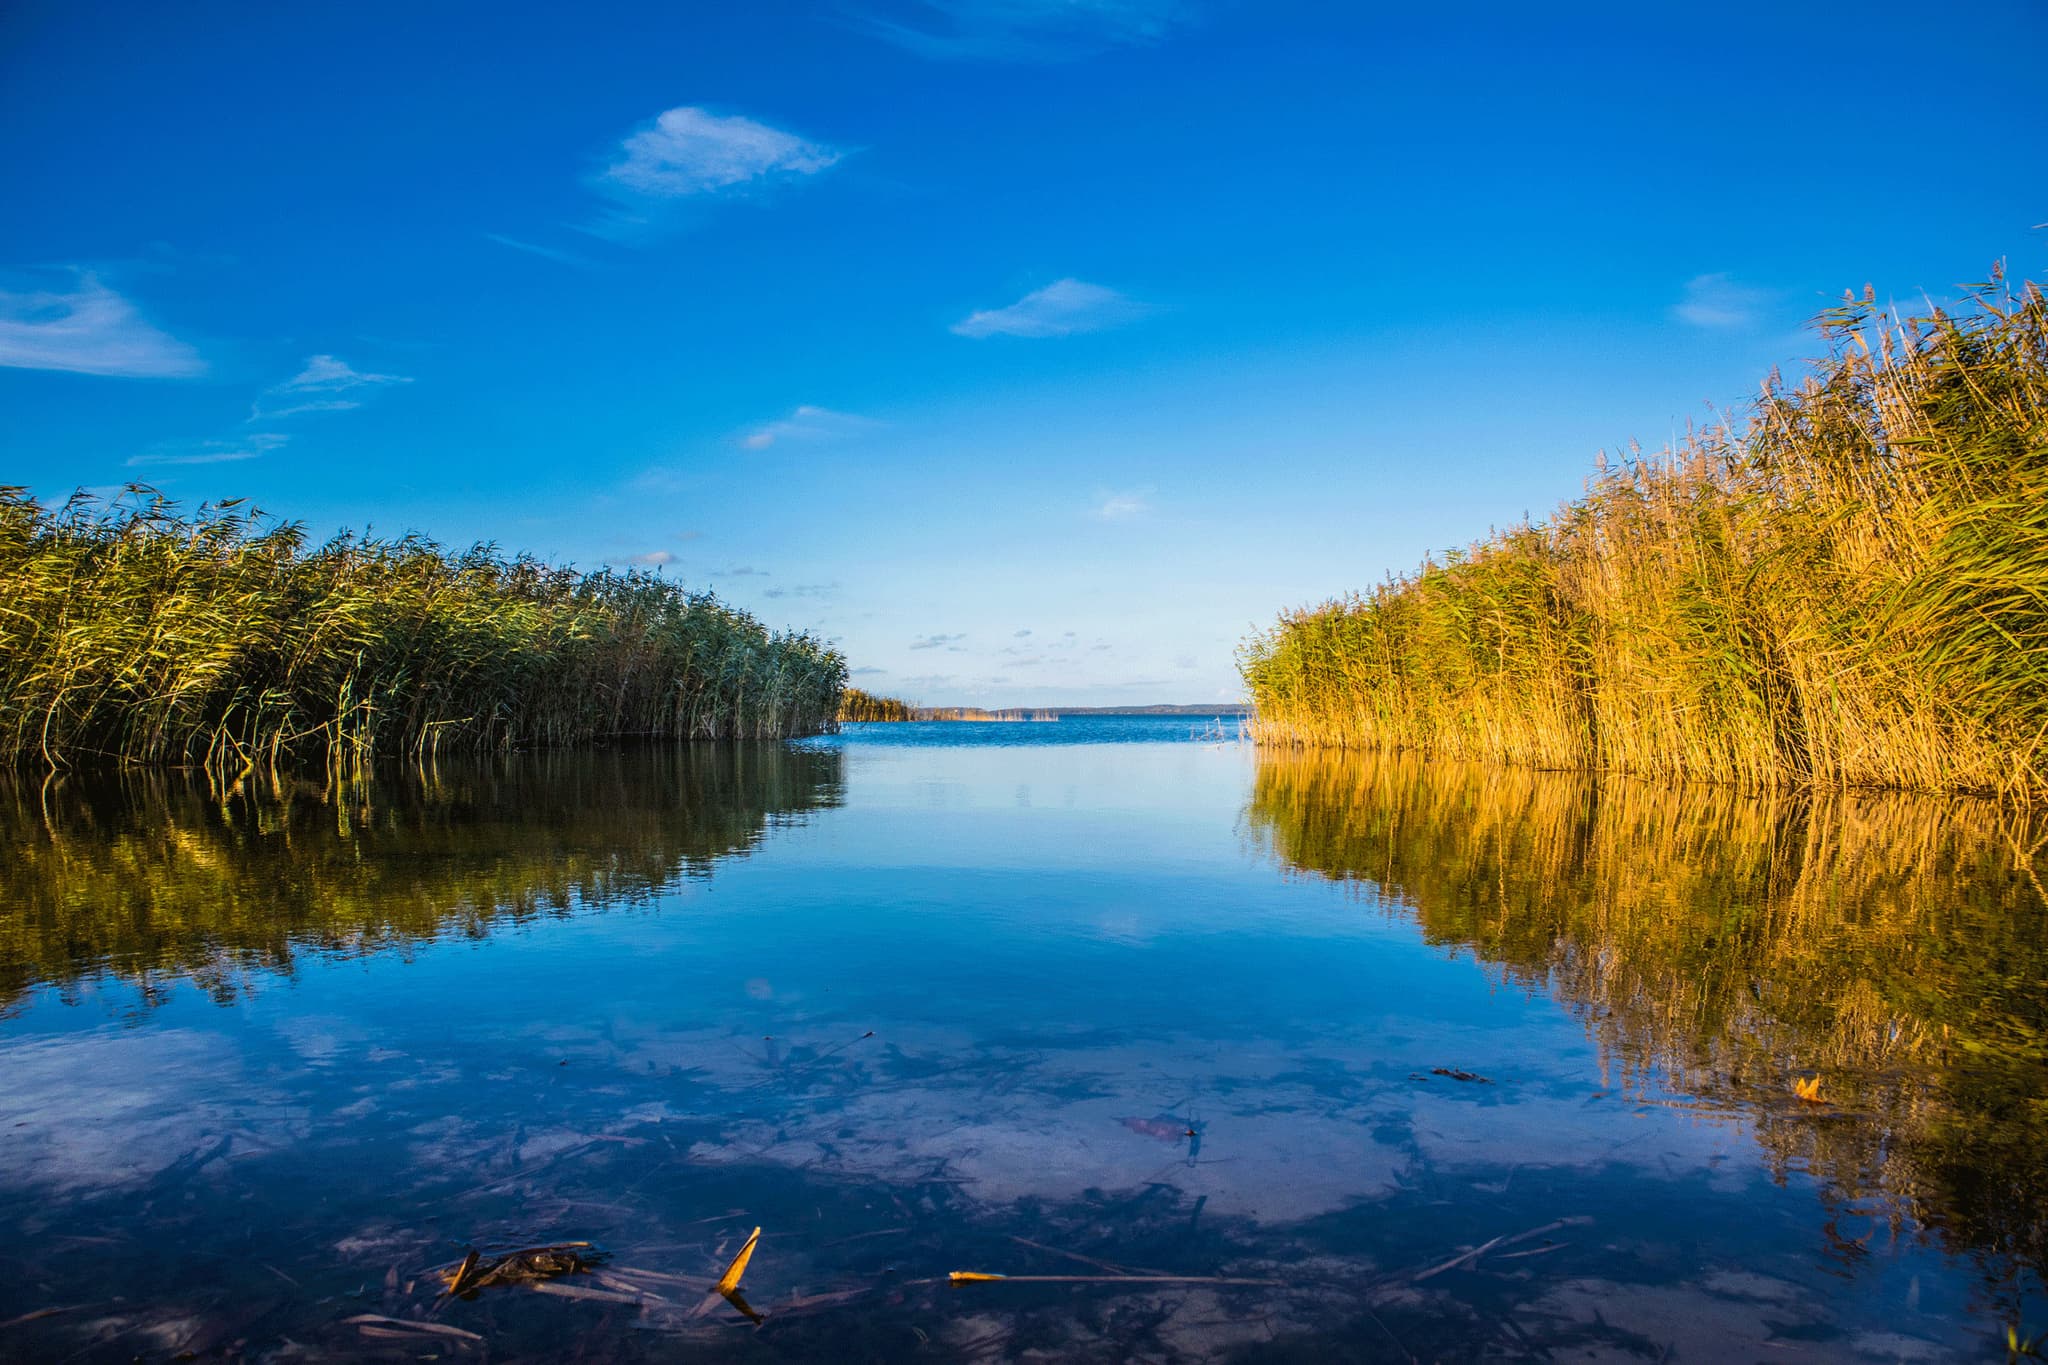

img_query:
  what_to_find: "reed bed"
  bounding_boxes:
[1241,266,2048,797]
[0,488,847,772]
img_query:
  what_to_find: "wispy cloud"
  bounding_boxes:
[719,565,771,577]
[741,405,874,450]
[1094,487,1153,520]
[252,354,411,420]
[764,582,838,599]
[851,0,1198,61]
[851,665,887,676]
[1013,628,1032,638]
[910,632,968,651]
[0,273,204,378]
[602,107,842,200]
[952,279,1147,338]
[621,550,674,567]
[128,433,290,468]
[485,233,597,269]
[1674,272,1769,329]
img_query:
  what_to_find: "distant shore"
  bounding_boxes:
[839,689,1249,724]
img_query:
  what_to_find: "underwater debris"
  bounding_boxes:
[1412,1216,1591,1282]
[346,1313,484,1344]
[441,1242,607,1297]
[1429,1068,1493,1084]
[945,1271,1284,1286]
[1118,1114,1199,1141]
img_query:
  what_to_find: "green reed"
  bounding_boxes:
[1241,265,2048,797]
[0,488,847,772]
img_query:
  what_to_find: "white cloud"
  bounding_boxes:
[910,632,967,651]
[128,433,291,468]
[853,0,1197,61]
[1674,273,1769,329]
[952,279,1147,338]
[603,107,842,199]
[1094,487,1152,520]
[622,550,675,567]
[252,354,411,419]
[741,405,873,450]
[0,274,204,378]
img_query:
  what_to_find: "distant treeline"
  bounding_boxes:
[838,689,1244,723]
[1241,266,2048,798]
[835,688,1059,722]
[0,488,847,773]
[837,687,918,722]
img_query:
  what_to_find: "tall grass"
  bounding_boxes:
[0,487,847,772]
[1241,266,2048,797]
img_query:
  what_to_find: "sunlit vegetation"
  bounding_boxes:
[838,687,918,722]
[0,488,847,773]
[835,689,1059,722]
[1246,746,2048,1297]
[0,746,844,1005]
[1241,267,2048,797]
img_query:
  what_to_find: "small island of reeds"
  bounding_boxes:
[0,488,846,774]
[1240,266,2048,799]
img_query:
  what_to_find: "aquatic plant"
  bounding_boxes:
[0,488,847,771]
[1240,265,2048,797]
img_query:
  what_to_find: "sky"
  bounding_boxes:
[3,0,2044,707]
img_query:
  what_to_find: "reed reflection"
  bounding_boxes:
[1245,748,2048,1294]
[0,744,845,1005]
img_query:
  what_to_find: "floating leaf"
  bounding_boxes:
[716,1226,761,1296]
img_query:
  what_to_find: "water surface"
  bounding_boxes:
[1,718,2042,1361]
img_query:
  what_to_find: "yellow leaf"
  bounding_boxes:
[1792,1075,1825,1104]
[716,1227,761,1295]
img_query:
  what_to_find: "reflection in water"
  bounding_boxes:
[0,744,844,1006]
[4,733,2046,1360]
[1245,747,2048,1301]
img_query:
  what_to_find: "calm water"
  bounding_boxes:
[1,717,2043,1361]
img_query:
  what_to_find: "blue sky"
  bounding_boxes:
[3,0,2044,706]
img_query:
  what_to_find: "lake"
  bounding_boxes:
[2,716,2043,1361]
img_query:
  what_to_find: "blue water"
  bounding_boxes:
[0,719,2039,1361]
